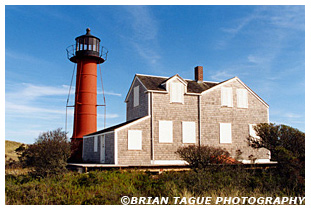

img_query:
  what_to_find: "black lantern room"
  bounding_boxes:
[66,28,107,64]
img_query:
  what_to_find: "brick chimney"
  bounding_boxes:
[195,66,203,82]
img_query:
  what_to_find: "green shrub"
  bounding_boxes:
[248,123,305,194]
[176,145,235,170]
[18,128,71,177]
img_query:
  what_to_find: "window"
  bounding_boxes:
[94,136,98,152]
[133,86,139,107]
[182,121,196,143]
[220,123,232,143]
[221,87,233,107]
[249,124,259,139]
[128,130,142,150]
[159,121,173,143]
[170,82,184,103]
[237,89,248,108]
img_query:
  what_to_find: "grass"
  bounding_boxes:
[5,140,24,161]
[5,167,305,205]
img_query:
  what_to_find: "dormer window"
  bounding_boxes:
[170,82,184,103]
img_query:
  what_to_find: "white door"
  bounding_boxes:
[100,135,105,163]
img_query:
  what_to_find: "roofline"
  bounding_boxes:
[136,73,219,84]
[160,74,188,86]
[115,115,151,132]
[124,74,148,102]
[201,77,269,108]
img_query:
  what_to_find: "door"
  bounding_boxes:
[100,134,105,163]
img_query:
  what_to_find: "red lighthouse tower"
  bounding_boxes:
[67,28,107,162]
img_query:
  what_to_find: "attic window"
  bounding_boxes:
[170,82,184,103]
[221,87,233,107]
[133,86,139,107]
[237,89,248,108]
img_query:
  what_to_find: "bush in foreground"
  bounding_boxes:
[17,128,71,176]
[248,123,305,193]
[176,145,236,170]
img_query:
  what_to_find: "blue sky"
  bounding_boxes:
[5,5,305,144]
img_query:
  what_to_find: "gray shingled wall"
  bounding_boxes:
[82,136,100,163]
[126,78,149,121]
[104,132,115,164]
[116,117,151,165]
[200,79,270,160]
[152,93,199,161]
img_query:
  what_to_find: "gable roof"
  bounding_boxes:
[136,74,218,94]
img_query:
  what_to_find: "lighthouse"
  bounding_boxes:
[66,28,107,162]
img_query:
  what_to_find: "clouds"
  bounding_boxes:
[121,6,161,65]
[5,82,120,143]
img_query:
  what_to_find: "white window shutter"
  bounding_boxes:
[243,89,248,108]
[221,87,232,107]
[237,89,248,108]
[128,130,142,150]
[133,86,139,107]
[182,122,196,143]
[94,136,98,152]
[159,121,173,143]
[249,124,259,139]
[220,123,232,143]
[227,88,233,107]
[170,82,184,103]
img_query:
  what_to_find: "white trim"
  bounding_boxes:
[151,92,154,161]
[201,77,236,95]
[94,136,98,152]
[115,115,151,132]
[136,73,218,84]
[198,95,201,146]
[114,131,118,165]
[240,159,272,164]
[145,90,168,94]
[161,74,188,86]
[136,73,168,78]
[151,160,188,165]
[148,92,151,116]
[125,75,148,102]
[100,135,105,163]
[84,130,114,138]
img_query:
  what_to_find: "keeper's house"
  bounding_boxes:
[82,66,270,165]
